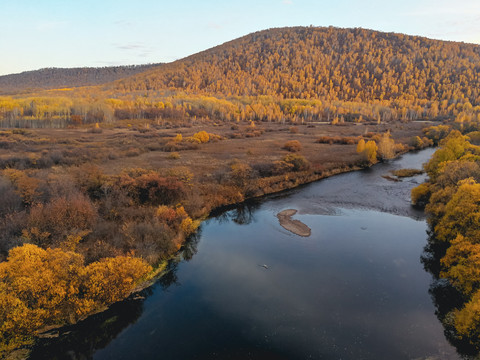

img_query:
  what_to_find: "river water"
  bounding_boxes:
[30,148,462,360]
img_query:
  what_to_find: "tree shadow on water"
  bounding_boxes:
[210,200,261,226]
[28,295,146,360]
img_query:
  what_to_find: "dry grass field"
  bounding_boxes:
[0,121,428,178]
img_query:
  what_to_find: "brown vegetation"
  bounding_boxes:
[391,168,424,178]
[283,140,302,152]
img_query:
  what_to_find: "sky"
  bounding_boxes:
[1,0,479,76]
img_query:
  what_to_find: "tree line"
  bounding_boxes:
[412,127,480,353]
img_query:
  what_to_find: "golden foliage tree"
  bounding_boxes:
[434,179,480,243]
[357,140,377,164]
[377,132,396,160]
[0,244,151,354]
[356,139,365,153]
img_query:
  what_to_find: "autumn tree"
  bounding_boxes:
[377,132,396,160]
[413,131,480,346]
[356,139,365,153]
[357,140,378,164]
[434,179,480,243]
[424,130,476,180]
[0,244,151,354]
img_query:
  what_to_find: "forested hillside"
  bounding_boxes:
[0,64,161,94]
[1,26,480,129]
[117,27,480,106]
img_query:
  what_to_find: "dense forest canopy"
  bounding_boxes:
[116,27,480,105]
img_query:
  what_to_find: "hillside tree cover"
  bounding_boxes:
[1,27,480,128]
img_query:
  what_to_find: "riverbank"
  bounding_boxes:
[0,120,434,359]
[26,146,458,360]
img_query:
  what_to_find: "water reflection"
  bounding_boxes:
[210,200,261,226]
[29,295,146,360]
[179,230,201,262]
[422,234,480,358]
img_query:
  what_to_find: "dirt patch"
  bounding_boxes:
[277,209,311,237]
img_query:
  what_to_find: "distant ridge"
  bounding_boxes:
[0,64,162,94]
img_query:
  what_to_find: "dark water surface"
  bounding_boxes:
[30,148,462,360]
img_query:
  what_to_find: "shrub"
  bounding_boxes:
[73,165,107,200]
[356,139,365,152]
[193,131,209,143]
[283,140,302,152]
[230,161,254,187]
[121,220,176,264]
[155,205,177,224]
[168,152,181,160]
[162,141,180,152]
[409,136,424,149]
[180,217,200,237]
[87,123,103,134]
[423,125,450,145]
[116,169,185,206]
[125,148,142,157]
[467,131,480,145]
[392,169,424,178]
[411,183,431,207]
[317,136,359,145]
[0,177,22,217]
[25,194,97,246]
[3,169,42,206]
[283,154,310,171]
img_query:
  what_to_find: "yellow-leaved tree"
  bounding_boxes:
[0,244,152,355]
[377,132,395,160]
[434,178,480,243]
[357,140,377,165]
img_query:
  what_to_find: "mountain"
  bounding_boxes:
[0,64,162,94]
[115,27,480,106]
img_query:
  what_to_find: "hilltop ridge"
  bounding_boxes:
[0,64,162,94]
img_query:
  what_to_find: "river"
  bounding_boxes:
[29,148,462,360]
